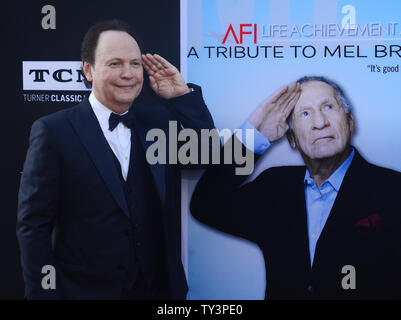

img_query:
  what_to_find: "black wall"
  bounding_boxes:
[3,0,180,299]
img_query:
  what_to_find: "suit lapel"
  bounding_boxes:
[131,105,166,207]
[286,167,312,273]
[312,149,367,270]
[68,99,130,217]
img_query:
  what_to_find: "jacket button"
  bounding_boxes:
[117,265,126,270]
[124,230,131,236]
[307,285,314,293]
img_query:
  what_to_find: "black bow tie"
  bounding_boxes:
[108,109,134,131]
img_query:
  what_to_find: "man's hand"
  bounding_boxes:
[142,53,190,99]
[248,82,301,142]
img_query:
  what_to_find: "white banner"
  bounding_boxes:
[22,61,90,91]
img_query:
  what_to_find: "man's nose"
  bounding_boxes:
[121,64,135,79]
[312,110,329,129]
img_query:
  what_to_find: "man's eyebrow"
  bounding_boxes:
[105,58,121,63]
[318,97,337,105]
[319,97,330,104]
[296,97,336,111]
[296,105,312,112]
[106,57,141,63]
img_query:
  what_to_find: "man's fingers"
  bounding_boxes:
[274,82,300,111]
[283,90,301,118]
[273,84,296,109]
[142,54,163,73]
[141,56,154,75]
[141,55,155,73]
[153,54,174,70]
[144,53,168,71]
[141,53,152,66]
[281,84,301,111]
[269,85,289,104]
[281,91,301,120]
[148,75,158,91]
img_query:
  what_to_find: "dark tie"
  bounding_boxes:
[108,108,134,131]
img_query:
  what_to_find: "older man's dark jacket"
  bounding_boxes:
[191,144,401,299]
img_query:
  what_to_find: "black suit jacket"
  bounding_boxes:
[191,144,401,299]
[17,84,214,299]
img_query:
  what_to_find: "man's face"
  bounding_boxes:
[288,81,354,160]
[83,30,143,114]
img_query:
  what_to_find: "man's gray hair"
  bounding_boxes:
[296,76,352,113]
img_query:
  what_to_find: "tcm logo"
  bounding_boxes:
[23,61,89,91]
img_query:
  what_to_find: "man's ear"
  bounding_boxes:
[348,111,355,134]
[82,61,93,82]
[286,129,297,149]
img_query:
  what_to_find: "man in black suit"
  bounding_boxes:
[17,20,214,299]
[191,77,401,299]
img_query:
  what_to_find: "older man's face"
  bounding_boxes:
[288,81,354,160]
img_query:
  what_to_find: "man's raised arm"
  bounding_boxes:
[190,83,301,240]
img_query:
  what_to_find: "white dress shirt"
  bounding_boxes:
[89,92,131,180]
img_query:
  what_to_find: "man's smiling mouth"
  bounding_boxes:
[115,84,135,90]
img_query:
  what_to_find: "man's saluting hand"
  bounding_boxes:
[142,53,191,99]
[248,82,301,142]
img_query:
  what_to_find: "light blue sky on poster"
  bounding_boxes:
[186,0,401,300]
[201,0,401,37]
[341,0,401,29]
[189,0,401,171]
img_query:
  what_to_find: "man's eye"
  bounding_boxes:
[131,62,141,67]
[110,62,120,66]
[325,105,333,110]
[301,111,309,117]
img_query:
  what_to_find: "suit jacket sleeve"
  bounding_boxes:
[164,83,222,170]
[165,83,215,131]
[190,137,276,243]
[17,119,62,299]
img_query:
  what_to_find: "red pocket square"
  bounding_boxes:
[355,213,383,230]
